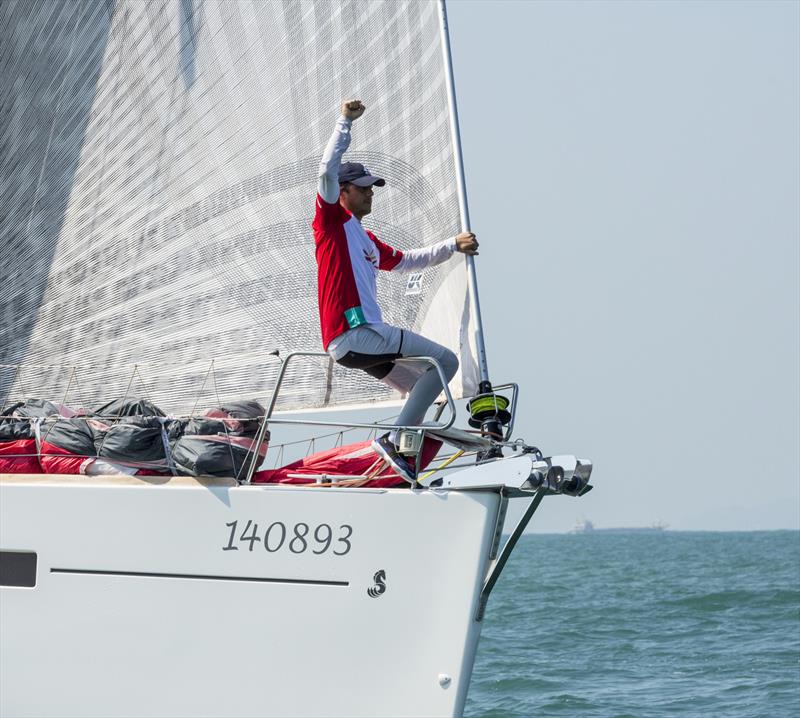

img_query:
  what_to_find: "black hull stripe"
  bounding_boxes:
[50,568,348,586]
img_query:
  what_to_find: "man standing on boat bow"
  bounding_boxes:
[313,99,478,483]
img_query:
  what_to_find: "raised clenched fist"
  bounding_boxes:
[341,99,366,120]
[455,231,479,255]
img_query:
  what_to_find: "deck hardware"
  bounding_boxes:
[467,391,511,432]
[243,352,457,484]
[397,429,423,456]
[468,389,510,460]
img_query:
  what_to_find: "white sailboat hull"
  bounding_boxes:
[0,474,505,717]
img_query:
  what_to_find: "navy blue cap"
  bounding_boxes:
[338,162,386,187]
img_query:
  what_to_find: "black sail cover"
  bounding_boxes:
[170,401,269,478]
[38,404,169,471]
[92,399,166,419]
[1,400,62,440]
[0,0,480,415]
[97,418,169,465]
[34,398,269,476]
[40,418,98,457]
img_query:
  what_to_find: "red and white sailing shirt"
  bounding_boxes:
[313,116,457,350]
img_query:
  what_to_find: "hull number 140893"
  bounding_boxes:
[222,519,353,556]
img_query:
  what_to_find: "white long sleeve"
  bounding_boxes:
[318,116,352,204]
[395,237,458,273]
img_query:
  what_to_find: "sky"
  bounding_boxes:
[438,0,799,532]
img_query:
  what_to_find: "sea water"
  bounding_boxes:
[465,531,800,717]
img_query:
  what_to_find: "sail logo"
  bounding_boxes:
[367,569,387,598]
[405,272,423,296]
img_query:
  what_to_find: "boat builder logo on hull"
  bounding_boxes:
[367,569,387,598]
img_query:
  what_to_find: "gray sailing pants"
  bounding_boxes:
[328,323,458,429]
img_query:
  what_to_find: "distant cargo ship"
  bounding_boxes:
[571,519,668,534]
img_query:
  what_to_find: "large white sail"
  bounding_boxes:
[0,0,479,415]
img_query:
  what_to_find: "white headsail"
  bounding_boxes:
[0,0,479,414]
